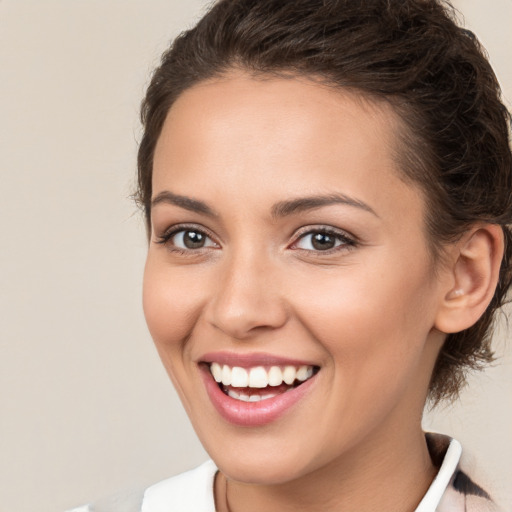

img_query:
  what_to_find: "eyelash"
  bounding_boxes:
[155,224,357,255]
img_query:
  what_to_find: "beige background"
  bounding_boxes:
[0,1,510,511]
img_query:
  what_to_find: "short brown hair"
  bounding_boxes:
[137,0,512,402]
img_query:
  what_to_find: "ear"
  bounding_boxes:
[434,224,504,334]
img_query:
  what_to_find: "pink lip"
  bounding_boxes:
[200,351,316,368]
[200,363,318,427]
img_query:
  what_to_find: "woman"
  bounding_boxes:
[70,0,512,510]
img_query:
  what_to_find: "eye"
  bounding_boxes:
[293,229,355,252]
[156,227,218,251]
[174,229,215,249]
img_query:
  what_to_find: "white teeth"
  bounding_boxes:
[231,367,249,387]
[221,365,232,386]
[283,366,297,385]
[268,366,283,386]
[227,389,280,402]
[296,365,313,382]
[211,362,222,383]
[210,363,316,389]
[248,366,268,388]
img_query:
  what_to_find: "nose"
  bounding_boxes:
[206,251,288,340]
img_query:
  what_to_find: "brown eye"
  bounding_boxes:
[293,229,355,252]
[182,230,206,249]
[166,229,217,250]
[311,232,336,250]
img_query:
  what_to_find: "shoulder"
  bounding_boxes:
[65,460,218,512]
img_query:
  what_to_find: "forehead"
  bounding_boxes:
[157,72,403,165]
[152,72,424,228]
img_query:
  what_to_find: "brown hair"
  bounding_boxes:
[137,0,512,403]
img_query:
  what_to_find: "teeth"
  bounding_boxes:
[268,366,283,386]
[211,362,222,383]
[283,366,296,385]
[296,365,313,382]
[227,389,280,402]
[210,363,315,388]
[221,365,232,386]
[231,367,249,387]
[248,367,268,388]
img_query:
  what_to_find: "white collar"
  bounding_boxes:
[415,435,462,512]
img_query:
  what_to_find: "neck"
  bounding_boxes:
[215,425,437,512]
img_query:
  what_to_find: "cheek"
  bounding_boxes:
[291,261,437,440]
[142,255,206,350]
[292,254,437,379]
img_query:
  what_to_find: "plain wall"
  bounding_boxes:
[0,1,510,511]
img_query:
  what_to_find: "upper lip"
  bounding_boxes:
[199,351,319,368]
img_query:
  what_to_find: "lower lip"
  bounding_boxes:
[200,367,317,427]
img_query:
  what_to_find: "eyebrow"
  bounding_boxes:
[151,190,378,219]
[151,191,218,218]
[271,193,379,219]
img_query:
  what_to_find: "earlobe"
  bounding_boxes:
[435,225,504,334]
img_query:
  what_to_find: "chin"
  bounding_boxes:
[201,431,320,485]
[218,457,310,486]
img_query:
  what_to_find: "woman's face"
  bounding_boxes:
[143,73,447,484]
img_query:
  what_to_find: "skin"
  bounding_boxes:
[142,72,499,512]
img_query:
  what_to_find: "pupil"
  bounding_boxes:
[312,232,335,250]
[184,231,205,249]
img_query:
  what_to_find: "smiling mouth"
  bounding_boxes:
[208,363,319,403]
